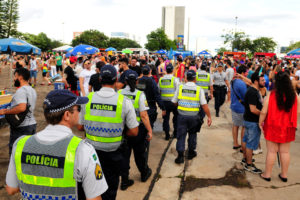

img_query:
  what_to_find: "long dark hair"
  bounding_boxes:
[274,71,296,112]
[125,78,136,92]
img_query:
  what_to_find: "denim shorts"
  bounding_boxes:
[243,121,261,150]
[30,70,37,78]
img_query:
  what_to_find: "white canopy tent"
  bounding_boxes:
[52,45,73,52]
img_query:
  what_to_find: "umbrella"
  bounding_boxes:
[122,49,133,54]
[174,51,182,56]
[0,38,41,55]
[105,47,117,52]
[287,48,300,56]
[198,50,210,55]
[53,45,73,52]
[156,49,167,54]
[66,44,99,57]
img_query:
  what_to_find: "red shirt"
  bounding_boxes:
[263,91,297,143]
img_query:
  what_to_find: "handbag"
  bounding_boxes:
[5,91,31,128]
[231,80,245,106]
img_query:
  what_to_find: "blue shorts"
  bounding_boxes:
[243,121,261,150]
[30,70,37,78]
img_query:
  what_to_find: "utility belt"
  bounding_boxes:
[213,85,226,89]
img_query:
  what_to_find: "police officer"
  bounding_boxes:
[211,64,230,117]
[196,64,213,101]
[119,70,153,190]
[78,65,139,200]
[172,70,212,164]
[5,90,108,200]
[158,64,180,140]
[137,65,166,128]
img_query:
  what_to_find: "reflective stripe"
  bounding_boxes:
[85,92,124,123]
[159,77,175,99]
[178,85,201,112]
[196,72,210,90]
[86,134,122,143]
[15,136,81,188]
[118,90,141,122]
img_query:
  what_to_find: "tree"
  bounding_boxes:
[72,29,109,48]
[250,37,277,53]
[0,0,5,38]
[221,30,250,51]
[2,0,19,38]
[217,47,230,56]
[145,28,177,51]
[286,41,300,52]
[107,38,141,50]
[18,32,63,51]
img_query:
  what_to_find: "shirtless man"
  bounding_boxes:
[48,55,57,78]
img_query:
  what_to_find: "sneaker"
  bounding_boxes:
[120,179,134,190]
[253,148,263,155]
[244,163,262,174]
[141,168,152,182]
[240,158,255,166]
[187,150,197,160]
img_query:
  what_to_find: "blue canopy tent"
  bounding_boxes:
[0,38,41,55]
[105,47,117,52]
[66,44,99,57]
[0,38,41,90]
[156,49,167,54]
[287,48,300,56]
[198,50,210,56]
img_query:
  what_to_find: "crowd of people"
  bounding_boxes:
[0,51,299,199]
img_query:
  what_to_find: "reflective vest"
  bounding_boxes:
[159,76,176,101]
[15,135,81,200]
[84,92,124,152]
[196,72,210,91]
[177,84,201,116]
[118,89,142,122]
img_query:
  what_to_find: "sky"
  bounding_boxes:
[18,0,300,53]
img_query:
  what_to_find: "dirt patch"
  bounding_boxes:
[184,166,252,191]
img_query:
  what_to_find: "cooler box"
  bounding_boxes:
[54,82,65,90]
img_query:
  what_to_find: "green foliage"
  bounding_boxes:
[107,38,141,50]
[251,37,277,53]
[2,0,19,38]
[286,41,300,52]
[71,29,109,48]
[221,30,277,54]
[145,28,177,51]
[18,32,63,51]
[217,47,229,56]
[0,0,5,38]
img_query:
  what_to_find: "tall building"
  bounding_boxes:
[162,6,185,41]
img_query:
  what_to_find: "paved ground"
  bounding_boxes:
[0,64,300,199]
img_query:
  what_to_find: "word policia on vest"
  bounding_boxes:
[198,74,208,79]
[21,152,64,168]
[161,79,172,83]
[182,89,197,94]
[91,103,117,111]
[123,94,136,100]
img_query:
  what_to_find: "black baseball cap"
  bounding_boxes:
[186,70,196,79]
[166,64,173,72]
[142,65,151,74]
[126,70,138,80]
[44,90,89,113]
[100,65,117,80]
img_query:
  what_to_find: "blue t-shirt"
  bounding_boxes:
[230,79,247,113]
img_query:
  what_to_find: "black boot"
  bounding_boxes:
[216,109,219,117]
[175,151,184,164]
[141,168,152,182]
[120,177,134,190]
[173,131,177,139]
[187,150,197,160]
[165,132,170,140]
